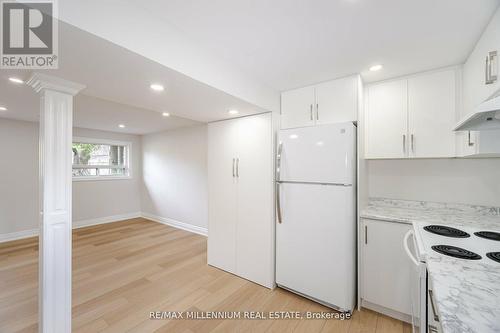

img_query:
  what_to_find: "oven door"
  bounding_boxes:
[404,230,427,333]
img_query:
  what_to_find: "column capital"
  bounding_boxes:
[27,73,86,96]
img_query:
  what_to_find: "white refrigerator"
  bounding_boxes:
[276,122,356,313]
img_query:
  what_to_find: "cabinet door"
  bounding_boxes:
[235,113,274,288]
[408,69,457,158]
[207,119,239,274]
[315,75,358,125]
[365,80,408,158]
[462,9,500,116]
[362,219,412,315]
[281,86,315,129]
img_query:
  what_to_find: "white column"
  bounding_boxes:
[27,74,85,333]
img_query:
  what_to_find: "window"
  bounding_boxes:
[72,137,131,180]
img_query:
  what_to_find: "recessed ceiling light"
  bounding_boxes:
[369,64,383,72]
[162,112,170,117]
[0,106,7,111]
[228,109,239,115]
[118,124,125,128]
[289,134,299,139]
[8,77,24,84]
[150,84,164,92]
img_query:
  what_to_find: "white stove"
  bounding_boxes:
[405,223,500,333]
[414,223,500,265]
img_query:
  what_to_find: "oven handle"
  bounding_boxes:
[404,230,419,266]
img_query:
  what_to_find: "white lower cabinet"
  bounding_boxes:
[208,113,274,288]
[361,218,412,318]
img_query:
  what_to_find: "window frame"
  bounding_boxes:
[72,137,132,182]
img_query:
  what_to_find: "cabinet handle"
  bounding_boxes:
[486,56,490,84]
[402,134,406,153]
[310,104,313,120]
[232,158,235,177]
[316,103,319,120]
[428,290,440,322]
[468,131,474,147]
[411,134,414,153]
[236,158,239,178]
[486,51,497,84]
[365,225,368,244]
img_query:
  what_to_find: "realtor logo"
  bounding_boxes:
[1,0,58,68]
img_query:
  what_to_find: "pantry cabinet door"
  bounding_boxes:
[408,69,457,158]
[365,79,408,158]
[362,219,412,316]
[281,86,315,129]
[235,113,274,288]
[315,75,358,124]
[207,119,239,274]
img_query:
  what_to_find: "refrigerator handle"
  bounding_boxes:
[276,142,283,224]
[276,142,283,181]
[276,182,282,224]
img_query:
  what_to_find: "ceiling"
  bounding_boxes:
[0,21,266,134]
[127,0,500,91]
[1,0,498,133]
[0,75,198,134]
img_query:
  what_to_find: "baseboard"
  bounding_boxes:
[361,299,412,324]
[0,229,39,243]
[141,212,208,237]
[0,212,142,243]
[73,212,142,229]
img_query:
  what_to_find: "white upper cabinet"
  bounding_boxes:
[315,76,359,125]
[365,79,408,159]
[365,68,459,159]
[459,8,500,158]
[281,75,359,129]
[281,86,315,129]
[462,8,500,117]
[408,69,457,158]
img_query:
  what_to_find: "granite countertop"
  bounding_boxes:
[361,198,500,333]
[361,197,500,230]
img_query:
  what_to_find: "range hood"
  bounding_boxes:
[455,94,500,131]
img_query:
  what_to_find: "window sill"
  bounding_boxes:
[72,176,132,182]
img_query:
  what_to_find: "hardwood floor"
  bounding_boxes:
[0,218,411,333]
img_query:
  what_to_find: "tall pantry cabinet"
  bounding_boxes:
[207,113,274,288]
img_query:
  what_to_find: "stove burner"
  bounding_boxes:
[431,245,482,260]
[486,252,500,264]
[474,231,500,241]
[424,225,470,238]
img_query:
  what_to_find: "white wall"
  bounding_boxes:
[141,125,208,230]
[368,158,500,207]
[72,127,142,222]
[0,119,143,237]
[0,119,39,235]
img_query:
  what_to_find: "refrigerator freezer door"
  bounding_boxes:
[276,182,356,311]
[278,123,356,185]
